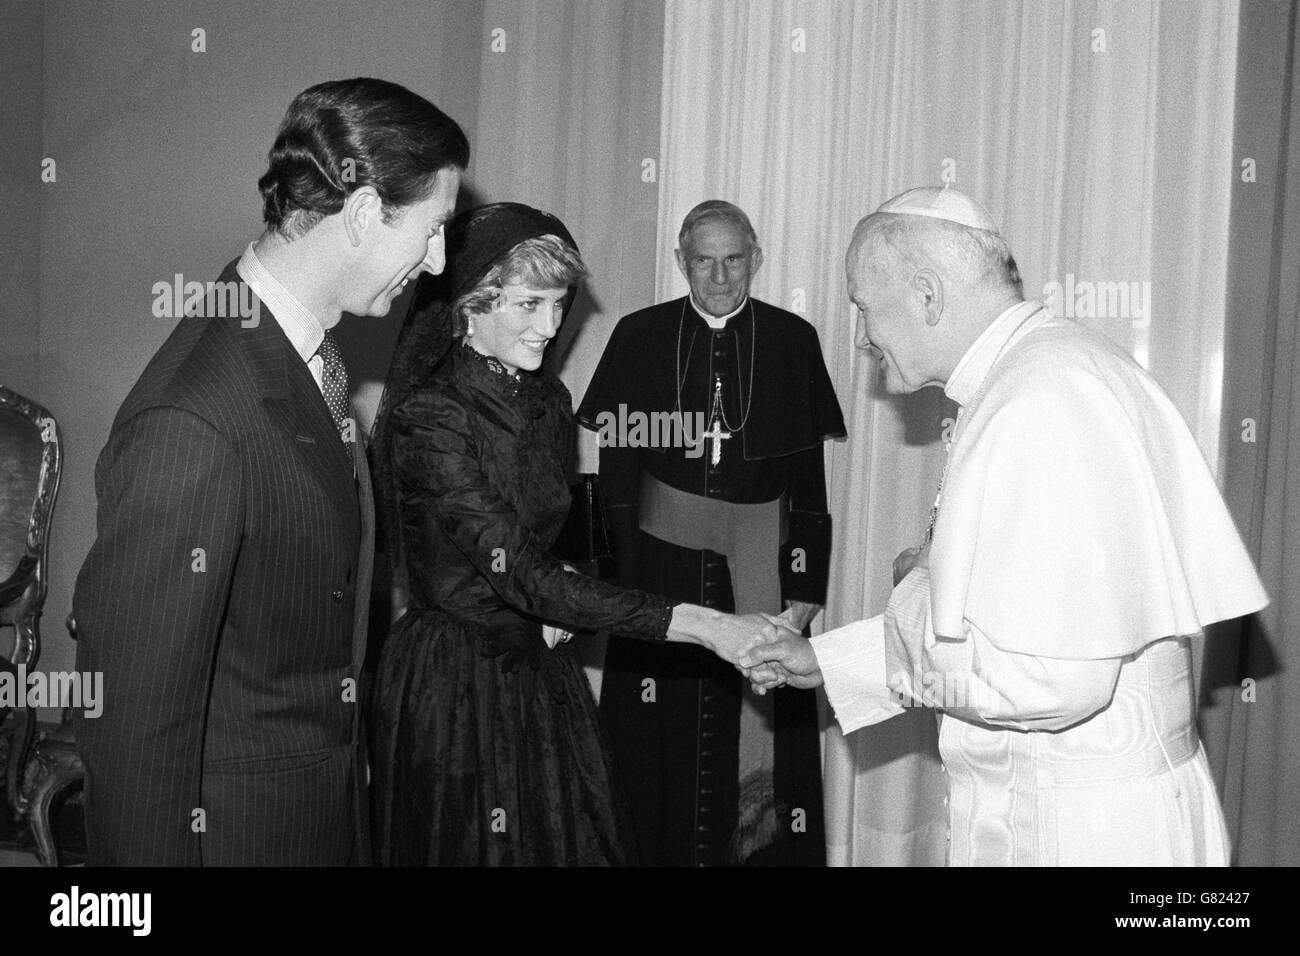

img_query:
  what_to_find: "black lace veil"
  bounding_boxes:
[370,202,579,557]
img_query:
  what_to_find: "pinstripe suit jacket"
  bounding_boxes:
[73,260,374,866]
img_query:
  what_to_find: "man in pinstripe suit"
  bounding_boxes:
[72,79,467,865]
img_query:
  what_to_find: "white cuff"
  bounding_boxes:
[812,614,904,734]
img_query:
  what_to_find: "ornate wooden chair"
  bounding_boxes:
[22,610,85,866]
[0,385,62,843]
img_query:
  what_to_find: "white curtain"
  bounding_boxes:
[656,0,1239,865]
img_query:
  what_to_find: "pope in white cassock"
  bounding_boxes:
[742,186,1269,866]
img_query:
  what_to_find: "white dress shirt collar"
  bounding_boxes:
[235,242,326,363]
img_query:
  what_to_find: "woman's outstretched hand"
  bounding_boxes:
[667,606,782,666]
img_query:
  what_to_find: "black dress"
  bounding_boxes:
[370,344,674,866]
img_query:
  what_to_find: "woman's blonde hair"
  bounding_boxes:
[452,234,586,333]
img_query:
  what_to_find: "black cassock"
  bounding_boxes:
[577,295,846,866]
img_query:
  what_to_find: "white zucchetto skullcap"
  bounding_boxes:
[876,185,1000,233]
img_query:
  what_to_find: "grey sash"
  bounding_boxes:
[638,473,788,617]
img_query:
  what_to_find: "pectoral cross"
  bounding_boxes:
[704,417,731,466]
[705,375,734,466]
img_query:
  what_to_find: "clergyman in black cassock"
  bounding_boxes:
[577,201,846,866]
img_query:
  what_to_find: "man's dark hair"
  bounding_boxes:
[258,77,470,238]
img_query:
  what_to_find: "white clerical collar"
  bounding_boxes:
[236,242,326,363]
[689,294,749,329]
[944,299,1046,407]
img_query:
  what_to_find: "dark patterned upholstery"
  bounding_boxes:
[0,385,63,862]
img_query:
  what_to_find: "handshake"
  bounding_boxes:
[670,603,824,693]
[673,543,932,693]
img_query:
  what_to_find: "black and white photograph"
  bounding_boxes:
[0,0,1294,933]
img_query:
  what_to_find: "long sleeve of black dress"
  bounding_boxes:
[390,373,675,642]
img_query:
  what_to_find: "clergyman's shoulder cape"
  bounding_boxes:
[576,296,846,459]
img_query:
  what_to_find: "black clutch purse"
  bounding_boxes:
[552,473,617,580]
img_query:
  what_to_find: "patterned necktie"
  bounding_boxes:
[316,329,353,461]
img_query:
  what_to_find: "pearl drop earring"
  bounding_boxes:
[467,319,474,337]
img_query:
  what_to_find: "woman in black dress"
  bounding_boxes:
[369,203,772,865]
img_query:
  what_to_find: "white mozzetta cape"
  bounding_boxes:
[930,302,1268,658]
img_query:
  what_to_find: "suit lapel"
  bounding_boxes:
[227,269,360,535]
[263,365,359,528]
